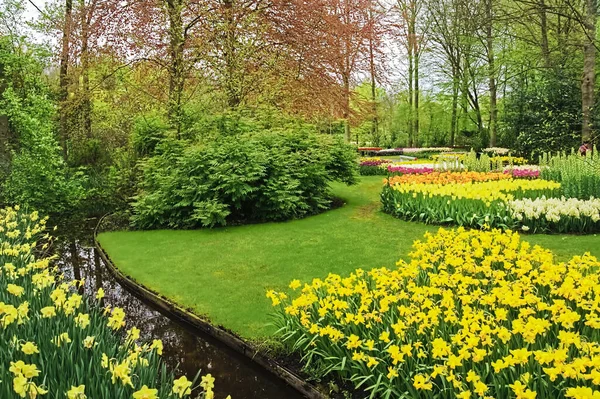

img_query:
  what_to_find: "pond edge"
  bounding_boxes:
[93,219,327,399]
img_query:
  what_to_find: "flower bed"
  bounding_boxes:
[505,168,541,179]
[270,227,600,398]
[382,176,561,229]
[386,166,436,175]
[386,171,510,185]
[509,196,600,233]
[0,207,223,399]
[359,158,392,175]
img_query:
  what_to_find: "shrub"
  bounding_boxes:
[0,206,222,398]
[131,131,357,229]
[131,113,170,158]
[269,227,600,398]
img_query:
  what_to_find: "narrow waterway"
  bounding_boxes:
[54,221,303,399]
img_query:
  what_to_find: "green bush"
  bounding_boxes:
[131,113,170,157]
[131,131,357,229]
[0,39,85,215]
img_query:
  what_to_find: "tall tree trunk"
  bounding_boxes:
[538,0,551,69]
[414,42,420,147]
[166,0,185,138]
[485,0,497,147]
[80,0,92,139]
[460,55,469,134]
[343,72,351,142]
[368,8,379,146]
[59,0,73,159]
[582,0,596,143]
[450,63,458,146]
[407,35,414,147]
[369,48,379,146]
[223,0,240,108]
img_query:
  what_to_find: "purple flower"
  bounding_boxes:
[387,166,435,174]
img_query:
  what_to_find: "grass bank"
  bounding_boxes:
[97,176,600,340]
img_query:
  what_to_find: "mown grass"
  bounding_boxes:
[98,176,600,340]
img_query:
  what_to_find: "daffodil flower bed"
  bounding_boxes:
[0,207,227,399]
[509,197,600,233]
[382,177,561,229]
[269,227,600,399]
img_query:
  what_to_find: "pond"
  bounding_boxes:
[54,219,303,399]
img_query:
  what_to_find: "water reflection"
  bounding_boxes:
[53,224,303,399]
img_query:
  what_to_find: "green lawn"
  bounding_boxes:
[98,176,600,340]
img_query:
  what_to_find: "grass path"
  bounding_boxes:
[98,177,600,339]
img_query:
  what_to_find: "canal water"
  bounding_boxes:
[54,221,303,399]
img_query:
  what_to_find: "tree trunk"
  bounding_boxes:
[485,0,497,147]
[166,0,185,138]
[343,72,351,142]
[414,41,420,147]
[450,64,458,146]
[407,35,414,147]
[368,8,379,146]
[460,55,469,134]
[223,0,240,108]
[80,0,92,139]
[538,0,551,69]
[582,0,596,143]
[59,0,73,159]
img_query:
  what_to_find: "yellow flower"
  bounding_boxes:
[126,327,141,342]
[346,334,361,349]
[386,367,398,380]
[366,356,379,368]
[379,331,390,343]
[74,313,90,329]
[132,385,158,399]
[110,360,133,387]
[413,374,432,390]
[200,374,215,391]
[96,288,105,300]
[83,336,96,349]
[457,391,472,399]
[172,376,192,397]
[352,351,366,362]
[67,385,86,399]
[21,341,39,355]
[40,306,55,318]
[289,279,301,290]
[565,387,600,399]
[107,307,126,330]
[11,362,40,379]
[9,360,25,375]
[7,283,24,297]
[13,374,28,397]
[51,332,72,347]
[150,339,163,355]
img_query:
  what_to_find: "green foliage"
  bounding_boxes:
[131,131,358,229]
[0,36,84,214]
[540,150,600,199]
[131,113,170,157]
[462,151,492,172]
[500,72,581,159]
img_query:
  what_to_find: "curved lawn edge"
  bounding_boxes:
[93,218,326,399]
